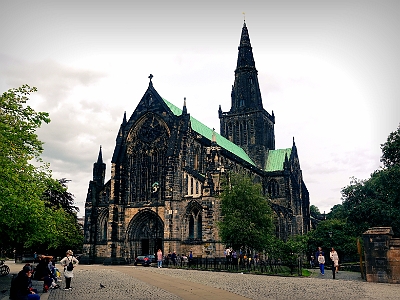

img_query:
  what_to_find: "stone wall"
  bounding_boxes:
[363,227,400,283]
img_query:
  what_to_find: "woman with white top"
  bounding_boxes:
[60,250,79,290]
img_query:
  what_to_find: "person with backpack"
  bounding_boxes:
[60,250,78,291]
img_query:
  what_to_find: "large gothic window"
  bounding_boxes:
[127,114,170,203]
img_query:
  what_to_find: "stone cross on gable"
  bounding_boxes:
[148,74,154,87]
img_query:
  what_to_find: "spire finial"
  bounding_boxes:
[97,145,103,164]
[182,97,187,114]
[242,12,245,22]
[148,74,153,87]
[212,128,216,143]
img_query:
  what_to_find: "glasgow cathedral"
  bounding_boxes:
[81,22,310,264]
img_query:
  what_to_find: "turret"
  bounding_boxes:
[93,146,106,186]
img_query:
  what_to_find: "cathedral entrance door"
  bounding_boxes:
[141,239,150,254]
[127,210,164,259]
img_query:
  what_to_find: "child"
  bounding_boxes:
[318,252,325,275]
[310,255,315,269]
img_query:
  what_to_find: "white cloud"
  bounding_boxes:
[1,0,399,217]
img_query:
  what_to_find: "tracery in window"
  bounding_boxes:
[126,114,169,203]
[268,179,280,198]
[186,202,203,240]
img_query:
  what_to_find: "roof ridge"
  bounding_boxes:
[162,98,255,166]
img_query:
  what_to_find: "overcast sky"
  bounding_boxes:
[1,0,399,217]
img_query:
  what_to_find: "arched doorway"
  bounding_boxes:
[127,210,164,259]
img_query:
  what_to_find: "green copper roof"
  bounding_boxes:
[162,98,255,166]
[265,148,291,171]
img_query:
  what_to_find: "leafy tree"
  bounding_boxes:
[0,85,83,253]
[381,124,400,167]
[341,169,400,236]
[338,125,400,237]
[310,205,320,215]
[218,173,274,252]
[327,204,348,220]
[0,85,51,250]
[307,219,358,262]
[43,178,79,216]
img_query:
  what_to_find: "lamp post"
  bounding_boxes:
[328,231,335,279]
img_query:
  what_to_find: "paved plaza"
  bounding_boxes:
[1,261,399,299]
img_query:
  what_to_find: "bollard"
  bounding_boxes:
[332,261,335,279]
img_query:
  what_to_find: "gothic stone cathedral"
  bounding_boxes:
[81,22,310,264]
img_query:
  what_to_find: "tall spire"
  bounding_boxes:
[97,145,103,164]
[230,21,263,112]
[218,21,275,168]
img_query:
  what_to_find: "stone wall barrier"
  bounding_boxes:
[363,227,400,283]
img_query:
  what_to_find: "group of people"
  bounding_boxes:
[10,250,79,299]
[224,247,239,265]
[225,248,260,267]
[156,249,192,268]
[312,247,339,276]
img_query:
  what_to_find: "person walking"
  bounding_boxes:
[330,247,339,273]
[309,255,315,269]
[318,252,325,275]
[315,247,324,266]
[188,251,193,267]
[157,249,163,268]
[60,250,78,291]
[171,251,177,266]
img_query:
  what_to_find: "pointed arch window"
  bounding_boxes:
[187,203,203,241]
[102,220,107,241]
[189,215,195,239]
[97,211,108,243]
[194,152,199,170]
[268,179,280,198]
[127,114,169,203]
[197,214,202,238]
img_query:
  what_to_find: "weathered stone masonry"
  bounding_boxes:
[81,22,310,264]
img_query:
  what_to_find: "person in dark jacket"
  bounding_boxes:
[33,255,54,292]
[11,265,40,300]
[171,251,177,266]
[314,247,324,266]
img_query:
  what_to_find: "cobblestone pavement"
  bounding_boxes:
[2,261,400,300]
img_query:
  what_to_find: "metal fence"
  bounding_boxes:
[161,256,304,276]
